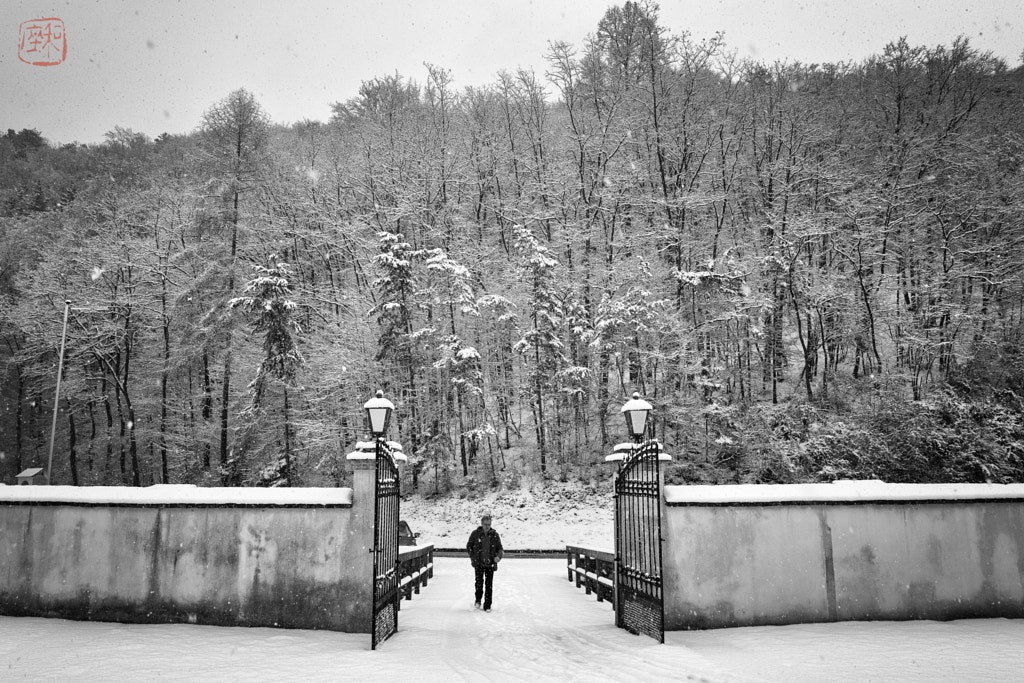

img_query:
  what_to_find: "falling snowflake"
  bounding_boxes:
[90,266,104,281]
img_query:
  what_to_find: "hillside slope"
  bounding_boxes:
[401,481,614,550]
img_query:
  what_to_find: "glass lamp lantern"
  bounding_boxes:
[621,392,652,442]
[363,390,395,438]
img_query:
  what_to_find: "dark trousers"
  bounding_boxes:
[474,566,495,609]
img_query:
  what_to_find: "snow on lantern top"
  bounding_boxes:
[620,392,652,441]
[363,390,395,438]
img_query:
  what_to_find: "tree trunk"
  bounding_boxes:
[282,386,291,486]
[127,403,141,487]
[14,365,23,474]
[102,379,114,483]
[68,410,78,485]
[220,342,233,479]
[202,352,212,469]
[86,401,95,473]
[160,269,170,484]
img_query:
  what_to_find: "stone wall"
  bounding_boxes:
[0,486,367,631]
[662,482,1024,629]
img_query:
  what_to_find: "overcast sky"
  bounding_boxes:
[3,0,1023,146]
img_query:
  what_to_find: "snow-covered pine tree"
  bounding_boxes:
[372,231,431,481]
[229,259,303,486]
[199,88,270,478]
[512,223,566,476]
[477,294,520,452]
[425,249,485,478]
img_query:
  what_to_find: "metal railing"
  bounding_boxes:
[397,544,434,607]
[566,545,615,607]
[432,548,561,558]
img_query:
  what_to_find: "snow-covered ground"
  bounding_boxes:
[2,558,1021,682]
[401,483,614,549]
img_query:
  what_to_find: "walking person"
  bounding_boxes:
[467,514,503,612]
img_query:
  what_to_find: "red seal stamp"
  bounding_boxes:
[19,18,66,66]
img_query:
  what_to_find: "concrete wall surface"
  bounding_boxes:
[663,484,1024,630]
[0,488,367,631]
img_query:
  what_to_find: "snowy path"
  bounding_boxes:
[2,558,1023,681]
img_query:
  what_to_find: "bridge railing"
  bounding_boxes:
[397,544,434,607]
[565,545,615,608]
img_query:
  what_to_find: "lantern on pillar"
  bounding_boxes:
[363,390,394,439]
[621,392,652,443]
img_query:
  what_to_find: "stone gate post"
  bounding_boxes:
[346,444,378,633]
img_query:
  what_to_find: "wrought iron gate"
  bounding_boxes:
[614,439,664,643]
[371,440,400,650]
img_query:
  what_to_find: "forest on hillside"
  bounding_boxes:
[2,3,1024,491]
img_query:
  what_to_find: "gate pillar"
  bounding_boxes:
[346,450,379,633]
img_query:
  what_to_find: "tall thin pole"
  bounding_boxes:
[46,300,71,485]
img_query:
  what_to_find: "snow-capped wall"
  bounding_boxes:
[661,482,1024,629]
[664,480,1024,504]
[0,483,354,506]
[0,484,374,631]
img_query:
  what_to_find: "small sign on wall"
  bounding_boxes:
[16,468,46,485]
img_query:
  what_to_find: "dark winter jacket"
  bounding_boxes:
[467,526,504,569]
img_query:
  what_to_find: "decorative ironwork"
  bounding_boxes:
[371,439,400,650]
[614,439,664,643]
